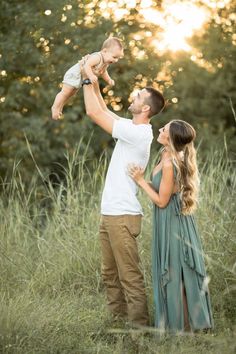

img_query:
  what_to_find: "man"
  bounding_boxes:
[82,77,165,326]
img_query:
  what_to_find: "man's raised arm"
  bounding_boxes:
[83,81,120,135]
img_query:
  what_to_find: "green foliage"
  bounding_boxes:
[162,23,236,154]
[0,1,235,180]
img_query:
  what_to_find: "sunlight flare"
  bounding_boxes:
[141,1,209,52]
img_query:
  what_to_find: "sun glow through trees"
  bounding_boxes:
[141,1,209,52]
[101,0,230,53]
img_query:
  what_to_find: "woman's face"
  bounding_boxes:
[157,123,170,146]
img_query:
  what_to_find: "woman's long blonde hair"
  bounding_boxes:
[168,120,199,214]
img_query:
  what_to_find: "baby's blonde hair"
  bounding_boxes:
[102,37,123,50]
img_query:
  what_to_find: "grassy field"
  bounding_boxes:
[0,146,235,353]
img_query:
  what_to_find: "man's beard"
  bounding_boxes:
[128,104,142,114]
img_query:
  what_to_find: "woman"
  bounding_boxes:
[128,120,213,332]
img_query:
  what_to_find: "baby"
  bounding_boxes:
[51,37,124,120]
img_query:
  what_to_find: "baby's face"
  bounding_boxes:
[103,46,124,64]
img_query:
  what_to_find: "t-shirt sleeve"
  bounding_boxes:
[112,118,145,145]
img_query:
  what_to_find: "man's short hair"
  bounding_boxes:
[102,37,123,50]
[144,87,165,118]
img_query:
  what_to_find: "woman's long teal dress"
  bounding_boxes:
[152,169,213,331]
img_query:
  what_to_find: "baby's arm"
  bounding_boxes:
[82,54,101,84]
[101,70,115,86]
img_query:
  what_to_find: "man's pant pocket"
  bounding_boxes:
[124,214,142,238]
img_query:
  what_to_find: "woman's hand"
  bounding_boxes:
[128,164,145,185]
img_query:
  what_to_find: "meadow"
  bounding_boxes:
[0,144,235,354]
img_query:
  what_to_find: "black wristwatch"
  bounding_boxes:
[82,78,92,86]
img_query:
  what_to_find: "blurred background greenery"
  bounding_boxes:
[0,0,235,182]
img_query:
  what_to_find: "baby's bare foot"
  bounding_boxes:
[51,106,62,120]
[58,112,64,120]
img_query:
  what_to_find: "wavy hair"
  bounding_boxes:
[168,120,199,214]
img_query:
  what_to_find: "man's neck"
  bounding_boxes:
[132,114,150,125]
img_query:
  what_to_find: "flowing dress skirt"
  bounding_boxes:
[152,170,213,331]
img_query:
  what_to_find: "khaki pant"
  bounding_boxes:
[99,214,149,326]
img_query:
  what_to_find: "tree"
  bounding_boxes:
[0,0,235,182]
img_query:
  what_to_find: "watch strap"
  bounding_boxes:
[82,78,92,86]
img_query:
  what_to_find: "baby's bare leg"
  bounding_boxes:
[51,84,77,119]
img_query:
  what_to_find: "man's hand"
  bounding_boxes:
[80,55,90,78]
[88,74,98,84]
[80,54,98,82]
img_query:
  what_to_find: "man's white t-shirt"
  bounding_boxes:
[101,118,153,215]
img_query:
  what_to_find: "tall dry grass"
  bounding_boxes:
[0,143,235,353]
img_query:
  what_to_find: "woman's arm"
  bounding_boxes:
[128,162,175,208]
